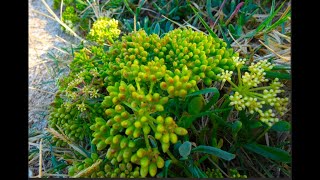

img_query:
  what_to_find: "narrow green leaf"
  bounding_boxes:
[267,0,276,27]
[154,23,160,35]
[271,121,291,132]
[206,0,215,22]
[243,143,291,163]
[152,2,166,14]
[265,11,291,33]
[188,164,200,178]
[123,19,133,32]
[164,160,172,178]
[272,65,291,70]
[193,164,208,178]
[136,0,146,15]
[198,155,209,163]
[265,71,291,79]
[191,145,236,161]
[245,1,287,38]
[143,16,149,30]
[186,87,219,97]
[189,4,218,38]
[123,0,135,16]
[179,141,192,158]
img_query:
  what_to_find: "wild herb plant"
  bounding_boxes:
[46,13,291,177]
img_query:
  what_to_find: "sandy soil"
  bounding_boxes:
[29,0,77,131]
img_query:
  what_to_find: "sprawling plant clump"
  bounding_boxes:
[48,17,289,177]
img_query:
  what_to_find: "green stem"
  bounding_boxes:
[148,121,157,132]
[144,133,151,150]
[226,79,238,88]
[135,78,141,91]
[146,114,157,123]
[166,150,179,164]
[237,66,242,86]
[255,126,272,142]
[249,86,272,92]
[248,92,265,98]
[149,82,155,94]
[122,102,138,112]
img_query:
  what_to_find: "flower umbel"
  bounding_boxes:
[218,59,289,126]
[87,17,121,45]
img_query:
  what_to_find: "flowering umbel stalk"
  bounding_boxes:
[217,58,289,126]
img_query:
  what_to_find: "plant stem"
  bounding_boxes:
[255,126,272,142]
[249,86,272,92]
[144,133,151,150]
[237,66,242,86]
[149,82,155,94]
[166,150,193,177]
[135,78,141,91]
[226,79,238,88]
[166,150,179,164]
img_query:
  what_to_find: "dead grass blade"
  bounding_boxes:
[38,139,43,178]
[72,159,102,178]
[46,127,89,158]
[40,0,86,42]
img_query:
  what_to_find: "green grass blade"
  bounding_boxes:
[136,0,146,15]
[189,3,218,38]
[265,11,291,33]
[206,0,215,22]
[123,0,135,16]
[245,1,287,38]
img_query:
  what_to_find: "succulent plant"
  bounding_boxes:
[47,26,253,177]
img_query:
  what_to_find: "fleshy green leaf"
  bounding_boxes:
[231,120,242,135]
[243,143,291,163]
[202,87,220,111]
[191,145,236,161]
[265,71,291,79]
[179,141,192,158]
[271,121,291,132]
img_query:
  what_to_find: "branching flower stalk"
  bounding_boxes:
[217,57,289,126]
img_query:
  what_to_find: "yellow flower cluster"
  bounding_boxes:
[218,59,289,126]
[87,17,121,45]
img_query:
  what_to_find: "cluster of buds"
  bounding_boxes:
[159,28,238,85]
[154,115,188,152]
[67,153,106,178]
[229,169,247,178]
[160,66,197,98]
[205,168,223,178]
[217,58,289,126]
[61,6,80,34]
[87,17,121,45]
[205,168,247,178]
